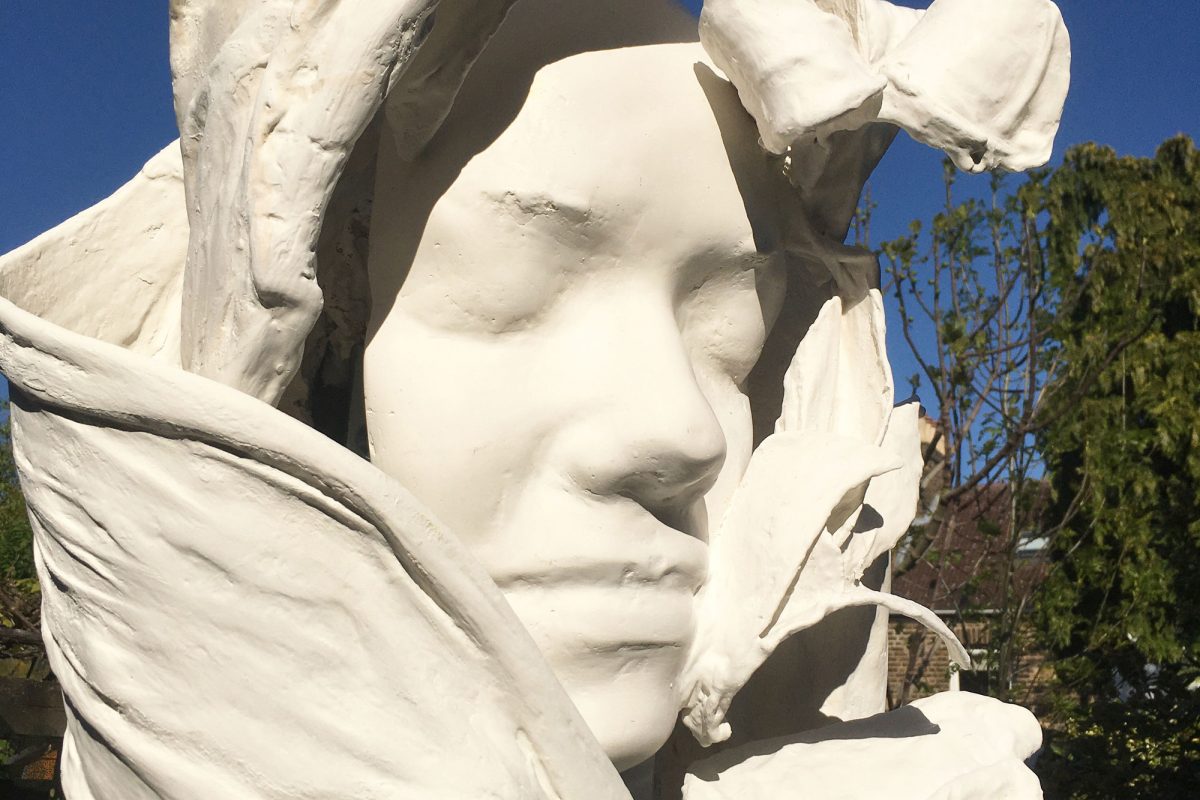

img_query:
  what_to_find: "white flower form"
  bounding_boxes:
[700,0,1071,171]
[682,295,971,747]
[680,0,1072,749]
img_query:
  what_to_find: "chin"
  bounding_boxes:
[500,582,697,770]
[566,657,685,771]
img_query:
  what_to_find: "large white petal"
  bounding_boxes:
[878,0,1071,172]
[700,0,887,154]
[682,692,1043,800]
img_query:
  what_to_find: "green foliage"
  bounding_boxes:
[881,161,1055,489]
[880,137,1200,794]
[0,412,38,633]
[0,420,35,583]
[1037,137,1200,701]
[1037,681,1200,800]
[878,159,1056,703]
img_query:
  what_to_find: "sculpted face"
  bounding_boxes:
[365,44,784,770]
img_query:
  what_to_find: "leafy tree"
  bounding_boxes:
[875,137,1200,797]
[871,162,1060,704]
[0,405,44,781]
[1032,137,1200,798]
[0,408,39,642]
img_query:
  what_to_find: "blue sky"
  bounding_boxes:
[1,1,1197,404]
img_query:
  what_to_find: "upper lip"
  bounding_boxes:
[486,498,709,594]
[493,554,706,594]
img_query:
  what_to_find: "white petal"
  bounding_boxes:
[777,291,893,447]
[683,693,1042,800]
[877,0,1071,172]
[682,431,902,745]
[700,0,887,154]
[844,400,924,578]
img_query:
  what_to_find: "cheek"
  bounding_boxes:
[692,365,754,536]
[363,314,549,542]
[679,268,774,386]
[678,266,784,528]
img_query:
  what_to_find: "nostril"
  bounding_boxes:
[651,497,711,542]
[613,450,723,540]
[617,486,710,542]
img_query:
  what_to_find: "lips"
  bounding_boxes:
[480,498,709,596]
[476,492,709,656]
[504,579,697,645]
[491,549,706,593]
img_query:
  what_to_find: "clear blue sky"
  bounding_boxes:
[1,1,1197,403]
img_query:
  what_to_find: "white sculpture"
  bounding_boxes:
[0,0,1070,798]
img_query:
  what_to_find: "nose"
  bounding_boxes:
[559,292,728,527]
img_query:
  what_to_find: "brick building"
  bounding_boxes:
[886,481,1056,711]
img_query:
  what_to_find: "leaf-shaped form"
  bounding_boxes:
[682,692,1043,800]
[778,292,894,446]
[767,551,969,670]
[0,144,187,363]
[681,431,903,746]
[699,0,887,154]
[843,400,925,581]
[0,297,629,800]
[778,292,894,550]
[776,294,843,435]
[877,0,1071,172]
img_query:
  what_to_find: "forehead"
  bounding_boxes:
[429,44,779,253]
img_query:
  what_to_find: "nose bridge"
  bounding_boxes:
[572,289,728,506]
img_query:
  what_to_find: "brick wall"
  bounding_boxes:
[887,616,1056,713]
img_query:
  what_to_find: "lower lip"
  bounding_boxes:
[499,581,697,653]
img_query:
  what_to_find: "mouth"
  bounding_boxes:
[492,551,705,594]
[485,498,709,595]
[500,578,700,659]
[631,492,711,545]
[473,489,710,658]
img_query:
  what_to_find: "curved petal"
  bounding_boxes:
[778,292,894,446]
[700,0,887,154]
[844,400,925,579]
[0,144,187,363]
[767,580,970,670]
[877,0,1071,172]
[682,692,1043,800]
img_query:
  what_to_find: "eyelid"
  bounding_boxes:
[676,247,782,304]
[677,254,784,385]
